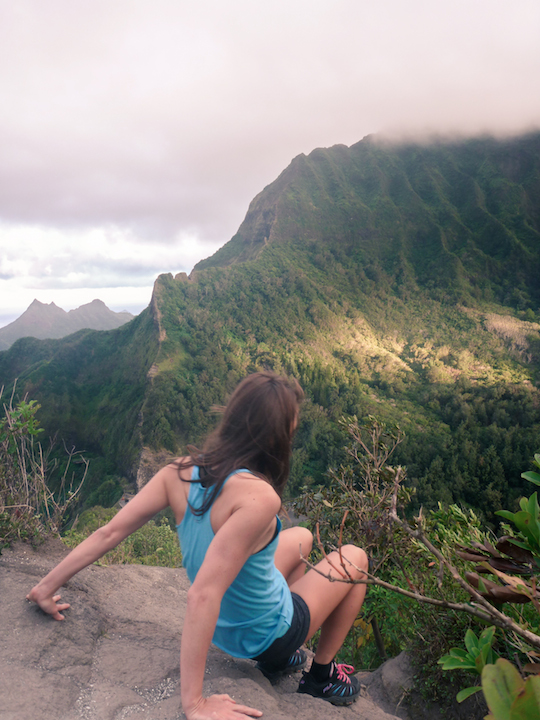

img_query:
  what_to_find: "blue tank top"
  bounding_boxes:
[176,466,294,659]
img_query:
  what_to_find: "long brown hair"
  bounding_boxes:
[176,371,303,515]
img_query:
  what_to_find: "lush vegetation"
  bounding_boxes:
[0,391,181,572]
[0,392,85,550]
[0,309,159,509]
[296,417,540,717]
[63,506,182,567]
[0,391,181,566]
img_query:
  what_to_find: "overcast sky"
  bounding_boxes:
[1,0,539,326]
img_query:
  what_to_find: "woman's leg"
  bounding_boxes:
[274,527,313,586]
[290,544,368,664]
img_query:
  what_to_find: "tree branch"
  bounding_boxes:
[303,470,540,652]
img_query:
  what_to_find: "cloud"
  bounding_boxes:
[0,0,539,323]
[0,223,222,288]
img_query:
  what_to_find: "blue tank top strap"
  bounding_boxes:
[187,466,252,514]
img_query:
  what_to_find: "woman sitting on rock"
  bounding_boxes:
[27,371,369,720]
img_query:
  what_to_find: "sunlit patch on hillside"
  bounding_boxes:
[484,313,540,362]
[147,363,159,378]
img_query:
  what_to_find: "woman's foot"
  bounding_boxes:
[256,648,307,681]
[297,662,361,705]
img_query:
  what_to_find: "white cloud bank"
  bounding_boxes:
[0,0,539,325]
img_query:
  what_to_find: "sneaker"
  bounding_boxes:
[297,662,360,705]
[256,648,307,681]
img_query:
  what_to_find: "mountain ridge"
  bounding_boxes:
[0,299,135,351]
[195,133,540,309]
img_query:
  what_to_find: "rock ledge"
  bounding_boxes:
[1,540,409,720]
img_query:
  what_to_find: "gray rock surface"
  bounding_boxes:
[357,652,413,718]
[1,539,409,720]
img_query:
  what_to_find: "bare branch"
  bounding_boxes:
[316,522,349,578]
[300,414,540,653]
[337,510,353,580]
[300,553,540,642]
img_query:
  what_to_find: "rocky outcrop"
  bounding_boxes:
[1,539,410,720]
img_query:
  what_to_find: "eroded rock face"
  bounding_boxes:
[1,539,407,720]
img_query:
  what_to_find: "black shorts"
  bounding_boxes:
[252,593,311,665]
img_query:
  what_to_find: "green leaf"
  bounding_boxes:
[456,686,483,703]
[448,648,469,659]
[464,628,479,655]
[502,510,539,548]
[522,471,540,487]
[478,626,496,649]
[478,577,488,594]
[480,645,492,670]
[486,649,497,666]
[509,675,540,719]
[497,509,519,524]
[440,657,477,672]
[527,493,540,522]
[476,652,487,674]
[482,659,524,720]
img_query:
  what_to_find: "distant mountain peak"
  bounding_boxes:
[29,299,60,309]
[0,299,135,352]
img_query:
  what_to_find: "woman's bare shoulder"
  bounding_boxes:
[225,471,281,510]
[165,456,193,481]
[160,457,193,521]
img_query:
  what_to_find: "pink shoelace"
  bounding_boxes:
[334,663,355,683]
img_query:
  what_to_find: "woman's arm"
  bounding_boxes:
[180,482,280,720]
[26,465,174,618]
[180,586,263,719]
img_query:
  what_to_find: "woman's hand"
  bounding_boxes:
[184,694,262,719]
[26,586,70,621]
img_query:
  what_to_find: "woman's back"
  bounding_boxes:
[163,459,280,554]
[177,465,293,658]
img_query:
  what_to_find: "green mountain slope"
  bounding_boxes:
[1,132,539,517]
[198,133,540,307]
[0,308,159,505]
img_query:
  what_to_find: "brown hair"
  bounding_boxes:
[177,371,303,515]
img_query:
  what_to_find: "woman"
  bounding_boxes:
[27,372,368,720]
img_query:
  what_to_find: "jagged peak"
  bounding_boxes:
[28,299,61,309]
[0,297,134,351]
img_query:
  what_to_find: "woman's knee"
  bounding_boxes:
[297,526,313,555]
[283,526,312,553]
[277,526,313,559]
[340,545,368,576]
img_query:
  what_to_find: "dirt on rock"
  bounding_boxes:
[1,539,412,720]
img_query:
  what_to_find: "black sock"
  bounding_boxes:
[309,659,333,681]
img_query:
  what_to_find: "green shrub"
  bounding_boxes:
[297,415,540,716]
[63,506,182,567]
[0,390,85,550]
